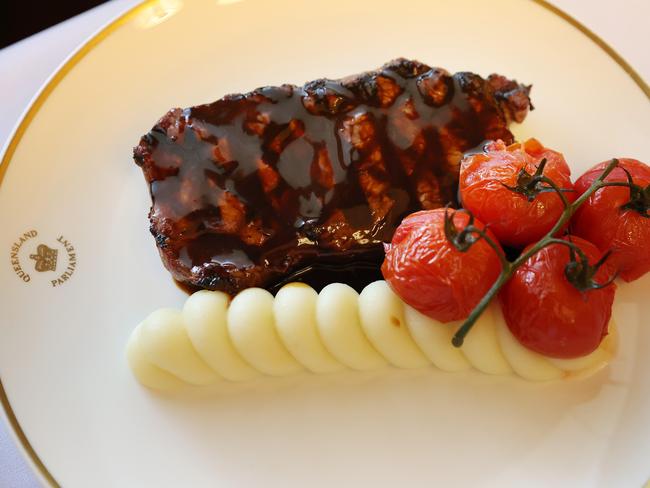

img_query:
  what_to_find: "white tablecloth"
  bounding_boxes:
[0,0,648,486]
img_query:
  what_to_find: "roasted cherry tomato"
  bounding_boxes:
[572,158,650,282]
[500,236,616,358]
[459,138,576,248]
[382,208,503,322]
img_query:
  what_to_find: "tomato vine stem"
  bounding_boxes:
[451,158,619,348]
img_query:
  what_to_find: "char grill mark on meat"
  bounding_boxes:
[134,58,532,294]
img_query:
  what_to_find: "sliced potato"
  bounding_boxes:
[494,307,564,381]
[183,290,260,381]
[404,305,471,372]
[139,308,219,386]
[227,288,303,376]
[460,301,512,375]
[358,281,430,369]
[316,283,387,371]
[126,323,186,391]
[274,284,344,373]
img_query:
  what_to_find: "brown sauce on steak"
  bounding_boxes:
[135,58,531,294]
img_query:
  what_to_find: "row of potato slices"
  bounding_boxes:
[127,281,616,390]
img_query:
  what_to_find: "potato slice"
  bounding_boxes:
[494,307,564,381]
[404,305,471,372]
[460,301,512,375]
[358,281,430,369]
[183,290,260,381]
[139,308,219,386]
[228,288,303,376]
[274,284,344,373]
[126,323,186,391]
[316,283,387,371]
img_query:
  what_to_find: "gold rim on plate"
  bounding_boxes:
[0,1,648,486]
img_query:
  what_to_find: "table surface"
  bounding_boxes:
[1,0,648,486]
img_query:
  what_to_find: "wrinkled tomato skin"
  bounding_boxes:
[459,139,576,248]
[500,236,616,359]
[572,158,650,282]
[382,208,503,323]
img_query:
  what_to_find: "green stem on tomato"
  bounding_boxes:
[480,229,510,268]
[451,271,511,347]
[536,175,571,209]
[451,158,619,348]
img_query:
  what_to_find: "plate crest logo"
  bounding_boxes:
[30,244,58,272]
[10,230,77,287]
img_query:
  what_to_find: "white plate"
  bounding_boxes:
[1,0,649,486]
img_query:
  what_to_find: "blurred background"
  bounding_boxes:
[1,1,108,48]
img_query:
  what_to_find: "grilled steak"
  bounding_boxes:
[134,58,531,294]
